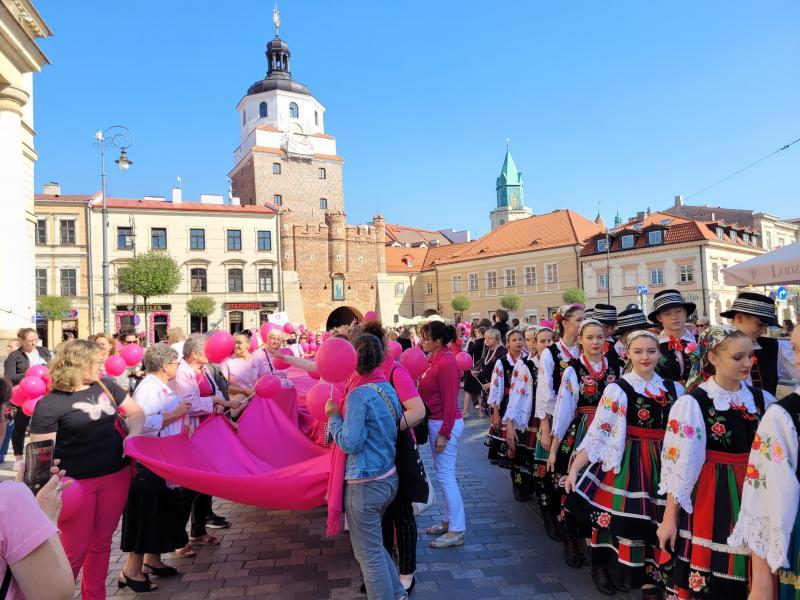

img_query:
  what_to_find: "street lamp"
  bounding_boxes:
[95,125,134,334]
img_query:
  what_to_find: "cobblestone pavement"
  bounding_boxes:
[2,412,626,599]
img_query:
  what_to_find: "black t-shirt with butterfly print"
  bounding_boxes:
[30,378,129,480]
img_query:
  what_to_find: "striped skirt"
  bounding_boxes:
[670,451,750,599]
[779,508,800,600]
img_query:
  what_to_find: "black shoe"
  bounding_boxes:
[577,537,590,566]
[118,573,157,593]
[641,587,662,600]
[143,563,179,577]
[206,515,231,529]
[591,566,616,596]
[542,509,562,541]
[562,528,581,569]
[405,576,416,595]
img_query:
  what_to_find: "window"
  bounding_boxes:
[273,194,282,206]
[394,282,405,296]
[712,263,719,283]
[524,265,536,286]
[621,234,634,249]
[545,263,558,283]
[650,267,664,285]
[504,268,516,288]
[318,168,326,179]
[228,268,243,292]
[190,268,207,292]
[257,230,272,251]
[314,111,319,125]
[227,229,242,251]
[117,226,134,250]
[731,231,738,243]
[319,198,328,210]
[190,228,205,250]
[766,231,772,249]
[596,238,608,252]
[452,275,462,293]
[598,273,609,290]
[426,282,433,295]
[190,314,208,334]
[778,237,786,247]
[259,101,268,118]
[623,269,636,288]
[752,235,759,247]
[717,227,725,240]
[289,102,299,118]
[36,219,47,245]
[648,230,663,245]
[151,227,167,249]
[679,264,694,283]
[486,271,497,289]
[60,268,77,296]
[60,220,76,245]
[258,268,273,292]
[35,268,47,296]
[468,273,478,291]
[743,233,750,245]
[273,162,281,174]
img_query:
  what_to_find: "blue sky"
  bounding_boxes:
[34,1,799,238]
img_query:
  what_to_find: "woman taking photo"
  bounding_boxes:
[120,343,191,593]
[657,325,774,598]
[30,339,145,600]
[326,333,407,600]
[419,321,466,549]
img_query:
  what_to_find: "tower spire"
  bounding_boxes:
[272,1,281,36]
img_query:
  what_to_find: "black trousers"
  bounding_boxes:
[11,410,29,456]
[381,497,417,575]
[178,488,212,539]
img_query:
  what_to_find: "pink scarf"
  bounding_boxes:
[326,369,387,536]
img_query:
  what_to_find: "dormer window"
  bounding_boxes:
[621,234,635,249]
[648,230,663,245]
[596,238,608,252]
[731,230,738,243]
[289,102,299,119]
[743,233,750,245]
[716,226,725,240]
[259,102,268,118]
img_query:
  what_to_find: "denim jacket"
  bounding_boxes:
[328,381,402,480]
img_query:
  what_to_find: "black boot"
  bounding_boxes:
[591,565,616,596]
[542,507,562,541]
[561,524,581,569]
[577,536,590,566]
[641,587,662,600]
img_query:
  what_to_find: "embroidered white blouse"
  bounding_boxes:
[577,372,683,473]
[658,378,776,513]
[487,354,524,408]
[551,356,608,441]
[503,355,540,431]
[132,373,183,438]
[535,342,580,420]
[728,392,800,571]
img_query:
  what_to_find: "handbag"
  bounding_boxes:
[388,365,429,445]
[96,379,129,439]
[367,383,431,504]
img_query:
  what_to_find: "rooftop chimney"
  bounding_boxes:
[636,211,646,222]
[171,186,182,204]
[42,181,61,195]
[200,194,224,205]
[675,195,684,207]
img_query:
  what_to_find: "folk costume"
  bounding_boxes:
[648,289,697,386]
[659,325,775,598]
[486,350,522,462]
[594,303,623,373]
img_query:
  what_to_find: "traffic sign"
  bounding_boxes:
[134,315,141,325]
[636,285,649,295]
[777,286,788,301]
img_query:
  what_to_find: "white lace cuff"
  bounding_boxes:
[581,436,623,474]
[657,468,695,514]
[728,509,790,571]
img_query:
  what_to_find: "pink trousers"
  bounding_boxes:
[59,466,132,600]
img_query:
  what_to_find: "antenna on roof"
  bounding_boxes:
[176,176,182,189]
[272,0,281,35]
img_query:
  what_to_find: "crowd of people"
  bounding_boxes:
[3,291,800,599]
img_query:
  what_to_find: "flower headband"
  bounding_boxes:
[624,330,659,347]
[684,324,739,391]
[554,304,583,323]
[578,318,604,334]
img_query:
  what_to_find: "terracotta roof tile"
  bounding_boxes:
[35,194,97,203]
[95,198,275,214]
[250,146,344,162]
[256,124,281,133]
[385,223,453,247]
[385,247,428,273]
[310,132,335,139]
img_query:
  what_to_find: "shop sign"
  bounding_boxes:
[116,304,171,312]
[224,302,278,310]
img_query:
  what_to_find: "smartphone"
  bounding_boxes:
[23,439,54,494]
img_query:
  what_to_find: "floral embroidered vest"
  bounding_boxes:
[547,343,573,395]
[616,378,678,431]
[568,357,619,409]
[688,386,765,453]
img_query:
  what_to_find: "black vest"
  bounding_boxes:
[604,338,624,374]
[547,343,574,394]
[753,336,780,396]
[656,339,692,384]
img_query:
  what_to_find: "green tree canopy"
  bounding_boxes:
[451,295,472,313]
[186,296,216,317]
[117,251,181,300]
[562,288,586,305]
[500,294,522,312]
[37,295,72,322]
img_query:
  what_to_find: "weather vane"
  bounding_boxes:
[272,1,281,35]
[506,137,511,150]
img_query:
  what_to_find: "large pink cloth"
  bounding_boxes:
[126,384,331,510]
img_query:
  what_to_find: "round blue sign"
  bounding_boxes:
[777,286,788,301]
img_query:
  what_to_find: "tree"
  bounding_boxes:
[500,294,522,312]
[118,251,181,342]
[563,288,586,305]
[451,295,471,314]
[37,295,72,341]
[186,296,216,317]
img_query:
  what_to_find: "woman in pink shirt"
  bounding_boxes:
[418,321,465,548]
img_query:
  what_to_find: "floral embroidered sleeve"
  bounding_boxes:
[552,366,579,441]
[535,350,557,419]
[658,394,705,513]
[577,383,627,472]
[727,404,800,571]
[503,363,534,431]
[487,359,505,407]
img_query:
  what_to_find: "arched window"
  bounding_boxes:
[190,268,207,292]
[228,268,243,292]
[289,102,299,118]
[259,102,268,118]
[314,111,319,125]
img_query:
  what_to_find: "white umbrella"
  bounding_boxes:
[723,241,800,287]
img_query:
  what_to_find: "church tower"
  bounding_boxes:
[229,6,344,222]
[489,146,533,230]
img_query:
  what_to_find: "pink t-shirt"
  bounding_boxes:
[380,356,419,404]
[0,482,58,600]
[223,356,265,390]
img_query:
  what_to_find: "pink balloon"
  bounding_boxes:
[400,347,428,379]
[301,342,310,353]
[204,331,234,363]
[260,323,275,344]
[119,344,144,367]
[299,324,306,332]
[322,331,332,342]
[249,331,259,353]
[272,347,294,370]
[315,337,357,383]
[58,478,82,522]
[255,374,282,398]
[10,385,26,407]
[309,369,320,380]
[104,355,127,377]
[455,351,473,371]
[20,376,46,399]
[307,331,316,341]
[308,341,318,352]
[389,341,403,360]
[22,397,39,417]
[306,382,343,422]
[42,375,52,392]
[26,365,49,379]
[364,311,377,321]
[114,341,123,352]
[283,322,295,334]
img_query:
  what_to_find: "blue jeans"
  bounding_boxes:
[0,419,13,458]
[345,472,407,600]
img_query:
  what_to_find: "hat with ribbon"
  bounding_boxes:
[615,307,653,336]
[593,303,618,326]
[719,292,779,327]
[647,289,696,323]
